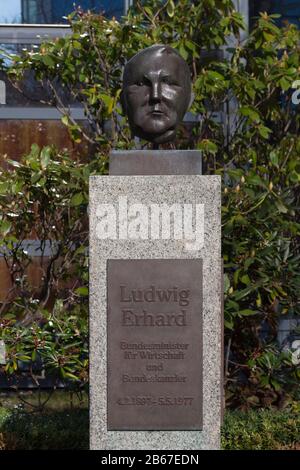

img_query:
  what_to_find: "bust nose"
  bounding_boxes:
[150,80,162,103]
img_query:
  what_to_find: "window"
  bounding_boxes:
[0,1,133,160]
[249,0,300,29]
[0,0,128,24]
[0,2,135,299]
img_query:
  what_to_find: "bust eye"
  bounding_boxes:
[161,77,178,86]
[135,77,152,87]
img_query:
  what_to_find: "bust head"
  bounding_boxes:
[121,45,192,145]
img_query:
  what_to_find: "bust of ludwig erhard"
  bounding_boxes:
[121,44,192,145]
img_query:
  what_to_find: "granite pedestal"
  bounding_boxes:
[89,165,222,450]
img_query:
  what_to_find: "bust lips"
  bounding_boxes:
[132,109,175,144]
[147,105,170,122]
[150,110,165,116]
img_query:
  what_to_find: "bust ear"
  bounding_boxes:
[188,91,195,110]
[120,90,127,115]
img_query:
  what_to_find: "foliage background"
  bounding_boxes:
[0,0,299,409]
[0,405,299,450]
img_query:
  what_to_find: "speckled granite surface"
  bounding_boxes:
[89,175,222,450]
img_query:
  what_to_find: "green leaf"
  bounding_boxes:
[0,182,9,194]
[233,286,254,301]
[274,199,288,214]
[167,0,175,18]
[224,319,234,330]
[233,268,240,287]
[263,31,275,42]
[244,258,255,270]
[185,40,196,53]
[7,159,21,168]
[144,6,153,16]
[29,143,40,159]
[61,115,70,126]
[0,220,12,236]
[179,43,188,60]
[289,171,300,183]
[245,86,256,100]
[270,378,282,392]
[226,300,239,311]
[207,70,225,81]
[42,55,55,67]
[246,174,264,187]
[258,125,271,139]
[75,287,89,296]
[70,192,83,206]
[269,151,279,166]
[40,146,51,170]
[241,274,251,286]
[256,292,262,308]
[72,40,82,49]
[17,355,31,361]
[65,372,80,381]
[99,94,114,114]
[238,309,258,316]
[240,106,260,122]
[224,273,230,293]
[279,77,291,91]
[197,140,218,154]
[31,172,42,184]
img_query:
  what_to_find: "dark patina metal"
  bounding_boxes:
[121,45,192,145]
[107,259,203,431]
[109,150,202,175]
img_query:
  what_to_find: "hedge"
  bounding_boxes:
[0,408,299,450]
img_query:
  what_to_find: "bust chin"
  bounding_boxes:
[121,45,192,145]
[130,122,178,145]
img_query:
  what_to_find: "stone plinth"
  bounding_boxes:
[89,174,222,450]
[110,150,202,175]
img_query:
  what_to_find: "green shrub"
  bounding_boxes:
[1,407,299,450]
[222,409,300,450]
[0,1,299,407]
[0,408,88,450]
[0,147,89,388]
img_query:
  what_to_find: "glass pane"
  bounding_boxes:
[0,0,125,24]
[0,0,22,23]
[0,44,75,107]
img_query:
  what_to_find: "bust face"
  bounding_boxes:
[122,46,191,144]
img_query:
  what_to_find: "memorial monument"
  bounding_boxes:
[90,44,222,449]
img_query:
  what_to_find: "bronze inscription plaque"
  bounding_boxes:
[107,259,203,430]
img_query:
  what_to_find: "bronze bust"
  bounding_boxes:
[121,44,192,145]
